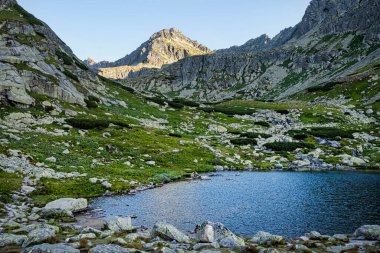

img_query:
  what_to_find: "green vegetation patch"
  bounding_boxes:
[63,69,79,82]
[264,142,315,151]
[308,127,354,139]
[0,171,23,206]
[230,138,257,146]
[240,132,272,139]
[65,118,130,129]
[56,50,73,65]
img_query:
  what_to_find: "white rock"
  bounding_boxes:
[44,198,88,213]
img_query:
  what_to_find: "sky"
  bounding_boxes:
[18,0,311,62]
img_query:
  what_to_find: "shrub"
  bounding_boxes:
[167,101,184,109]
[74,59,89,70]
[66,118,130,129]
[308,127,354,139]
[172,98,200,108]
[307,81,341,93]
[293,134,308,140]
[145,96,166,106]
[254,121,270,127]
[240,132,272,139]
[231,138,257,146]
[56,50,73,65]
[87,95,100,103]
[199,106,256,116]
[84,99,98,109]
[169,133,182,138]
[63,69,79,82]
[264,142,314,151]
[275,109,290,115]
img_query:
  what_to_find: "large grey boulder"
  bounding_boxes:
[353,225,380,240]
[44,198,87,213]
[195,221,245,247]
[22,228,57,247]
[106,216,133,232]
[0,233,27,247]
[250,231,285,245]
[89,244,130,253]
[151,222,190,243]
[22,243,80,253]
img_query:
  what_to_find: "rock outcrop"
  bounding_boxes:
[0,0,105,107]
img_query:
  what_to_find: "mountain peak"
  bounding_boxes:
[92,28,212,78]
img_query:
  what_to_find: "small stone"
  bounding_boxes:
[62,149,70,154]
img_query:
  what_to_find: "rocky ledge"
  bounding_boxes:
[0,197,379,252]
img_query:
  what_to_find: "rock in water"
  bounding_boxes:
[106,216,133,232]
[89,244,130,253]
[353,225,380,240]
[43,198,87,213]
[151,222,190,243]
[23,243,80,253]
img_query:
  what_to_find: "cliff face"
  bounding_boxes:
[90,28,211,79]
[0,1,105,107]
[124,0,380,102]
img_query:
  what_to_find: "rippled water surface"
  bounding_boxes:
[91,172,380,237]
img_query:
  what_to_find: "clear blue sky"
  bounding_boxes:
[18,0,311,62]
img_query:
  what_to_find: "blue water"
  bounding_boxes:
[91,171,380,237]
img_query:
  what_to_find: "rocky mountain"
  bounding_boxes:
[124,0,380,102]
[88,28,212,79]
[0,0,109,107]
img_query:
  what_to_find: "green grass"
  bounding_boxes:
[0,171,23,214]
[0,4,43,25]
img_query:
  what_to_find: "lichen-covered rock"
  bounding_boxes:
[0,233,27,247]
[250,231,285,245]
[151,222,190,243]
[22,228,57,247]
[106,216,133,232]
[89,244,130,253]
[22,243,80,253]
[44,198,87,213]
[353,225,380,240]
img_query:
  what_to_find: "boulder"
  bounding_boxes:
[195,221,245,247]
[219,236,245,248]
[0,233,27,247]
[44,198,87,213]
[151,222,190,243]
[305,231,322,240]
[40,208,74,220]
[89,244,130,253]
[353,225,380,240]
[250,231,285,245]
[106,216,133,232]
[22,228,57,247]
[23,243,80,253]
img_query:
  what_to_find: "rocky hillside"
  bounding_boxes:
[88,28,212,79]
[0,0,112,108]
[124,0,380,103]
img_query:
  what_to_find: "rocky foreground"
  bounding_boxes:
[0,197,379,253]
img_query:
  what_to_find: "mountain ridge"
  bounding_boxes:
[87,28,211,79]
[122,0,380,103]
